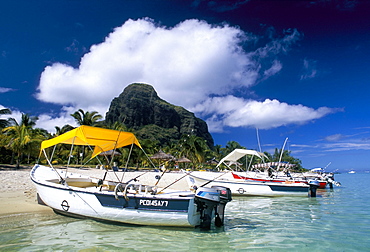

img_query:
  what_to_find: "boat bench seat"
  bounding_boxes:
[47,178,97,188]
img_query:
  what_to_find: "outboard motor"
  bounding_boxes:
[195,187,220,230]
[308,180,320,197]
[211,186,232,227]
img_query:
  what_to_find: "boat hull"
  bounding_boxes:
[231,172,327,189]
[31,165,200,227]
[187,173,309,197]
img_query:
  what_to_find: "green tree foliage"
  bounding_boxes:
[0,108,11,129]
[2,114,46,168]
[55,124,75,136]
[70,109,103,126]
[0,107,305,171]
[69,109,103,165]
[270,148,303,170]
[0,108,13,163]
[177,134,210,167]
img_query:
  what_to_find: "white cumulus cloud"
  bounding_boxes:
[36,18,260,114]
[35,107,78,133]
[34,18,334,133]
[192,97,337,131]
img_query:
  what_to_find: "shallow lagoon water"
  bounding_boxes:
[1,173,369,251]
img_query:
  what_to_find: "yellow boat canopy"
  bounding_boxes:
[41,125,142,158]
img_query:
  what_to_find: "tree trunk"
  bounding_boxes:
[10,152,14,165]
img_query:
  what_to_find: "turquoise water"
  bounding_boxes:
[0,173,369,251]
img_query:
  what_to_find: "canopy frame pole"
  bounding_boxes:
[245,154,248,172]
[66,137,76,168]
[256,128,266,164]
[108,132,122,182]
[124,142,134,169]
[119,147,158,184]
[155,167,167,186]
[50,145,57,162]
[99,132,122,191]
[98,132,123,187]
[42,148,65,182]
[83,144,104,167]
[122,148,155,183]
[142,148,157,168]
[277,137,288,171]
[105,130,122,169]
[157,171,193,193]
[119,142,135,183]
[221,161,233,171]
[245,155,255,174]
[200,170,231,187]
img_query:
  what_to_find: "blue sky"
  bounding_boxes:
[1,0,369,172]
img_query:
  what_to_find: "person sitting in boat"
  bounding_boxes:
[112,162,119,171]
[268,167,273,178]
[285,170,292,178]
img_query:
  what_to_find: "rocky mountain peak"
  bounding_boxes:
[105,83,214,147]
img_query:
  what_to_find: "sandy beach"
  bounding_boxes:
[0,167,51,215]
[0,166,188,216]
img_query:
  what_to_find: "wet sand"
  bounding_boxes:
[0,166,188,216]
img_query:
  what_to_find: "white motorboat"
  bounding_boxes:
[214,149,331,191]
[31,126,232,229]
[185,171,318,197]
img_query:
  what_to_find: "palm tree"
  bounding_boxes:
[271,148,303,170]
[107,121,128,131]
[211,144,224,162]
[0,108,11,128]
[55,124,74,136]
[70,109,103,126]
[25,127,49,164]
[70,109,103,165]
[224,141,244,154]
[37,124,75,165]
[178,134,209,168]
[2,113,42,168]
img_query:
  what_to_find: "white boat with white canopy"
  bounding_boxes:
[31,126,232,229]
[186,149,321,197]
[219,149,330,188]
[217,149,267,170]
